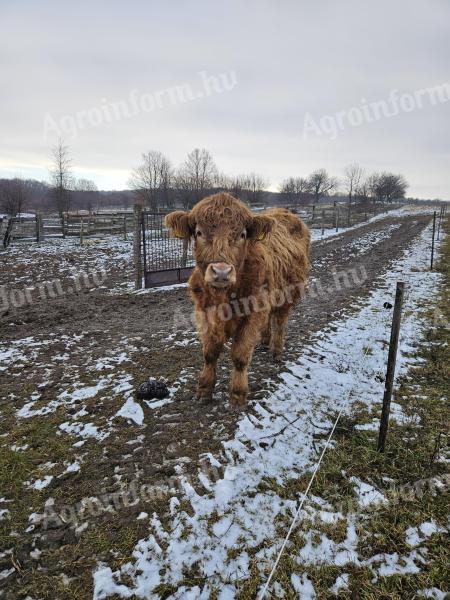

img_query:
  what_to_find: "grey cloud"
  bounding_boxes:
[0,0,449,198]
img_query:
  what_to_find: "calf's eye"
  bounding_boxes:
[195,230,202,238]
[240,231,246,240]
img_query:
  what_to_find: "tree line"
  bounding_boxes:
[127,151,408,210]
[279,166,408,207]
[0,140,101,218]
[128,148,268,210]
[0,140,412,217]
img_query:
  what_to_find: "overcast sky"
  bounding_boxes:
[1,0,449,198]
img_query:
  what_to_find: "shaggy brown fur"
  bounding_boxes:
[165,193,310,410]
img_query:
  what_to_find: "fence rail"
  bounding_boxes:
[1,211,137,248]
[288,202,403,231]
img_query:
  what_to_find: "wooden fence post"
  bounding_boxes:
[35,213,43,243]
[123,216,127,240]
[321,209,325,236]
[377,281,405,452]
[134,204,143,290]
[430,211,437,270]
[80,216,84,245]
[3,218,14,249]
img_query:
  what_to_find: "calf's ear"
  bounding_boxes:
[248,215,274,240]
[165,211,192,239]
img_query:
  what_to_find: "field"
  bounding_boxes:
[0,206,448,599]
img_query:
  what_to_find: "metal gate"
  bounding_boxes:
[140,211,194,287]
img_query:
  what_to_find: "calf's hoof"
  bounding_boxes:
[270,340,283,362]
[229,388,248,412]
[196,386,214,403]
[260,334,270,349]
[271,350,283,363]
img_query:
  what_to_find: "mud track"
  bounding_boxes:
[0,212,432,597]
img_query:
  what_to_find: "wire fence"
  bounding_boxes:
[141,212,195,272]
[138,211,195,287]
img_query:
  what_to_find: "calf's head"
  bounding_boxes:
[165,193,273,289]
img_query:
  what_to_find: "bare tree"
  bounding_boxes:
[380,173,408,202]
[74,178,99,212]
[366,172,408,204]
[240,172,269,205]
[128,150,173,210]
[49,138,72,217]
[175,148,218,208]
[214,172,230,192]
[355,175,371,204]
[344,163,364,206]
[228,175,246,198]
[74,178,97,192]
[308,169,338,204]
[217,174,251,199]
[0,178,28,217]
[366,172,382,203]
[279,176,311,205]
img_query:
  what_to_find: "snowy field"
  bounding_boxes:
[92,224,447,598]
[0,206,447,599]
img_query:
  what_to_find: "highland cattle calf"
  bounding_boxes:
[165,193,310,410]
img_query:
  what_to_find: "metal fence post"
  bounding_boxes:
[181,238,188,267]
[436,206,443,241]
[141,211,147,275]
[430,211,437,270]
[134,204,143,290]
[377,281,405,452]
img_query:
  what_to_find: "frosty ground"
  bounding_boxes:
[0,206,448,599]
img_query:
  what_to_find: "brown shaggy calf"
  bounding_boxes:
[165,193,310,410]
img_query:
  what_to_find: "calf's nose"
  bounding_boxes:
[211,263,232,282]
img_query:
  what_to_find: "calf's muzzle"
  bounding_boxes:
[205,262,236,288]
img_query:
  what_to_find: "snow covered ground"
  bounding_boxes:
[309,204,435,242]
[92,224,447,597]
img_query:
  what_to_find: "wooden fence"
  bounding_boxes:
[2,203,405,250]
[64,212,134,240]
[289,202,403,231]
[1,211,135,248]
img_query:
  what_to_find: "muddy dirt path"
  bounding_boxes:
[0,213,432,598]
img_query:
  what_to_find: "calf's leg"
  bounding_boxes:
[230,316,265,410]
[195,308,225,401]
[197,337,224,401]
[270,304,293,358]
[260,325,271,347]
